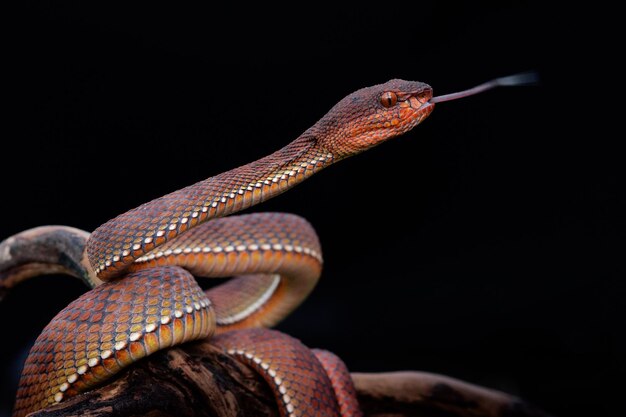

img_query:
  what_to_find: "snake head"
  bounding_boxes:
[312,79,434,158]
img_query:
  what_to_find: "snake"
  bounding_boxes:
[0,74,533,416]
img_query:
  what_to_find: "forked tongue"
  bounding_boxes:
[429,71,538,104]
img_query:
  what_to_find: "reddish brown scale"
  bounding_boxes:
[214,329,341,417]
[313,349,363,417]
[13,266,214,417]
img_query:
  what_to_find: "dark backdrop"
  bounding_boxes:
[1,3,621,417]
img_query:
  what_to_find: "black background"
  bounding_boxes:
[0,2,621,417]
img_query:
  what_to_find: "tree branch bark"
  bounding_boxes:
[29,339,551,417]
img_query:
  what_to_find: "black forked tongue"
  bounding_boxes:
[429,71,539,104]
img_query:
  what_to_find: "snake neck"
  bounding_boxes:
[87,133,336,280]
[236,132,335,189]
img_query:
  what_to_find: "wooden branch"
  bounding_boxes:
[351,372,551,417]
[29,339,551,417]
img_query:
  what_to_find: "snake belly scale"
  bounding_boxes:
[4,78,435,417]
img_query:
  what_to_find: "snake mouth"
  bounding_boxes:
[413,96,434,120]
[417,100,434,112]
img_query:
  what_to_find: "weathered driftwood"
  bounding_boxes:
[29,339,550,417]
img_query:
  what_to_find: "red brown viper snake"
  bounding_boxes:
[0,74,534,416]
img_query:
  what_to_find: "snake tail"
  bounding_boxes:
[313,349,363,417]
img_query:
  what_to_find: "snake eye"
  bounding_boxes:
[380,91,397,108]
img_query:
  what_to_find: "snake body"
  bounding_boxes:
[2,79,434,416]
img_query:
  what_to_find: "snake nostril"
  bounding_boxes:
[417,90,432,104]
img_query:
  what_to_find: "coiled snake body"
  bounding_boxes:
[1,79,434,416]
